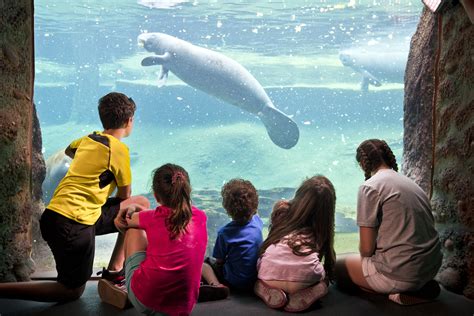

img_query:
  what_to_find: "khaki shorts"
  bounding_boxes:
[362,257,420,294]
[125,251,167,316]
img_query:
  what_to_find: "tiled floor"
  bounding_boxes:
[0,281,473,316]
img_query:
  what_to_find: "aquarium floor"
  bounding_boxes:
[0,280,472,316]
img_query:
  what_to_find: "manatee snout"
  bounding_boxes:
[137,33,157,52]
[339,52,354,67]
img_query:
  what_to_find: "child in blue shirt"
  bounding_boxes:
[199,179,263,301]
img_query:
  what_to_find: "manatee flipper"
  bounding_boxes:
[141,54,171,87]
[141,52,171,66]
[360,69,382,87]
[156,67,169,87]
[361,77,369,92]
[258,106,299,149]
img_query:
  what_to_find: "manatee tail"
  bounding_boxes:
[258,106,299,149]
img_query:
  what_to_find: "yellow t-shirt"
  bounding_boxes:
[47,131,132,225]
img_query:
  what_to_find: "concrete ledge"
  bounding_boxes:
[0,281,473,316]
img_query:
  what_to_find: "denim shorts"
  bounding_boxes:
[125,251,167,316]
[362,257,420,294]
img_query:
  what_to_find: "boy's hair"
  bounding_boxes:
[260,175,336,281]
[356,139,398,180]
[98,92,136,129]
[221,179,258,224]
[152,163,192,239]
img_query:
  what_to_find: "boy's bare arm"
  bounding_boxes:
[116,185,131,200]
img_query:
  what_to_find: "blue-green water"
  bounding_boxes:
[34,0,421,266]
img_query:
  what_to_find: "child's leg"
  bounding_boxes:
[0,209,93,302]
[254,279,288,309]
[0,281,85,302]
[199,261,229,302]
[99,228,148,309]
[201,262,221,286]
[264,280,314,294]
[335,253,374,292]
[99,195,150,272]
[388,279,441,305]
[284,281,328,312]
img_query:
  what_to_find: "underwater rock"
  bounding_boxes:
[335,212,358,233]
[144,187,357,237]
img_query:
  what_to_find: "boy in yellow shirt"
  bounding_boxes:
[0,92,149,302]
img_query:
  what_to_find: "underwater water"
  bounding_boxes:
[34,0,422,268]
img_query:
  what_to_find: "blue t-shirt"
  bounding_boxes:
[212,214,263,289]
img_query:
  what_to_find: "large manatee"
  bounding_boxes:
[42,150,72,204]
[138,32,299,149]
[339,45,408,91]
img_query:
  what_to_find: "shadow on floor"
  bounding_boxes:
[0,280,472,316]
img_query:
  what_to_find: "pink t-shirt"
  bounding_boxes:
[257,236,325,283]
[131,206,207,316]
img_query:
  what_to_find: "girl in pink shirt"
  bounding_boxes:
[99,163,207,316]
[255,176,336,312]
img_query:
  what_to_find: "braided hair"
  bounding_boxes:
[356,139,398,180]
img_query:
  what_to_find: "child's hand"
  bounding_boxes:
[114,207,130,234]
[125,204,147,219]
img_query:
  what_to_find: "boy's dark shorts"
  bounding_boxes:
[40,197,123,289]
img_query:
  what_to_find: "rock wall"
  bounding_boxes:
[404,4,474,298]
[402,7,437,193]
[0,0,45,281]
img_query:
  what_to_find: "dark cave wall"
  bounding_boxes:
[0,0,45,281]
[404,5,474,298]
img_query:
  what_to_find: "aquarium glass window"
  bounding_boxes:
[34,0,422,270]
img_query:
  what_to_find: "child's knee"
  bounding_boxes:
[61,284,86,302]
[133,195,151,209]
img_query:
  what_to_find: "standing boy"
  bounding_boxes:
[0,92,149,302]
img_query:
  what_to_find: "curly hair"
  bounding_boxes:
[98,92,136,129]
[356,139,399,180]
[221,179,259,224]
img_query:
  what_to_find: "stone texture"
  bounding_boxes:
[402,7,437,193]
[405,3,474,299]
[0,0,42,281]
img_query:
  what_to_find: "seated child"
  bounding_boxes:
[335,139,442,305]
[99,164,208,316]
[199,179,263,301]
[255,176,336,312]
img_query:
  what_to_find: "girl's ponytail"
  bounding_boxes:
[152,164,193,239]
